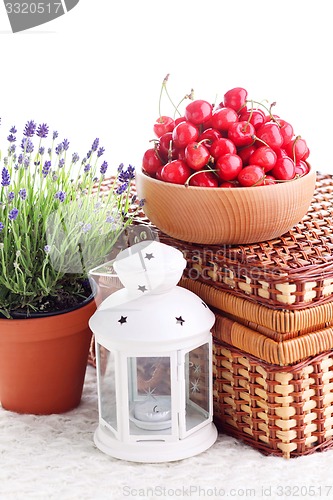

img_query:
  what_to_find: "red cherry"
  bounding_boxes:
[219,181,237,188]
[211,107,239,131]
[142,148,163,176]
[228,121,255,147]
[237,144,257,165]
[238,108,265,130]
[224,87,248,111]
[238,165,265,187]
[285,137,309,162]
[185,99,213,125]
[158,132,178,161]
[295,160,310,176]
[155,165,164,180]
[263,175,277,185]
[153,116,175,138]
[256,122,283,149]
[216,153,243,181]
[199,128,222,145]
[174,116,186,126]
[270,157,296,180]
[160,160,191,184]
[185,142,210,171]
[172,121,199,149]
[249,146,277,172]
[189,171,219,187]
[210,138,236,158]
[276,119,294,146]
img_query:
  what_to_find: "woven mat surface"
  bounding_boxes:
[2,366,333,499]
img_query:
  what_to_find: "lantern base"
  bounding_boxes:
[94,423,218,463]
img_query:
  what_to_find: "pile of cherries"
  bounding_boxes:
[142,85,310,187]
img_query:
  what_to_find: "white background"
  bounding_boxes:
[0,0,332,175]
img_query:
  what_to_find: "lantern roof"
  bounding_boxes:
[89,240,215,350]
[89,285,215,349]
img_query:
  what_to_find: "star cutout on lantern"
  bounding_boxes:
[118,315,127,325]
[176,316,185,326]
[138,285,148,293]
[145,253,154,260]
[193,364,201,374]
[190,378,200,393]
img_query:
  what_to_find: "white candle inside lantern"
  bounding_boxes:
[134,398,171,423]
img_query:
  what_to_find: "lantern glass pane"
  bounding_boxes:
[185,343,210,432]
[98,345,117,432]
[128,356,172,436]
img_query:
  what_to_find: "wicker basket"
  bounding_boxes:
[214,340,333,458]
[153,173,333,311]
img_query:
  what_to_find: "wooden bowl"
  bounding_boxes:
[135,167,317,245]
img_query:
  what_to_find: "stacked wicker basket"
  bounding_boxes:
[159,172,333,458]
[92,172,333,458]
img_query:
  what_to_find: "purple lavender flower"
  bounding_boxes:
[58,158,65,168]
[21,137,34,153]
[0,222,4,232]
[7,134,16,142]
[3,157,8,166]
[55,191,66,202]
[23,120,36,138]
[1,167,10,187]
[84,164,91,173]
[82,223,92,233]
[8,208,19,221]
[36,123,49,138]
[47,147,52,156]
[44,245,51,253]
[55,143,63,155]
[97,147,105,158]
[118,164,135,183]
[39,146,45,155]
[24,157,30,168]
[52,131,58,140]
[10,126,17,134]
[8,191,15,201]
[116,182,128,195]
[91,138,99,151]
[62,139,70,151]
[106,215,115,223]
[86,150,92,159]
[100,161,108,175]
[117,163,124,173]
[42,160,51,177]
[72,152,79,163]
[139,198,145,207]
[17,154,23,165]
[19,188,27,200]
[9,144,16,154]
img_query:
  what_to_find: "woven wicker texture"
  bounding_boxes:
[213,310,333,366]
[155,173,333,310]
[213,340,333,458]
[180,277,333,339]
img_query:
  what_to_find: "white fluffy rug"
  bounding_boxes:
[1,366,333,500]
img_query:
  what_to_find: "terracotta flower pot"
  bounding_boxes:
[0,297,96,414]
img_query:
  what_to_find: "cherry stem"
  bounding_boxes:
[157,74,170,121]
[184,168,218,187]
[152,142,164,164]
[251,134,270,148]
[292,135,301,165]
[245,99,281,126]
[173,89,194,118]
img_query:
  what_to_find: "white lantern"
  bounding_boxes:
[89,240,217,463]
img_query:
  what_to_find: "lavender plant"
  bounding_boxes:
[0,119,142,318]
